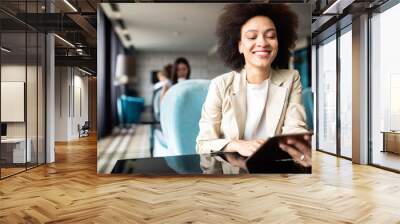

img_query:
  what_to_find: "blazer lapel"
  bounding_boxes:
[230,70,247,139]
[265,70,287,137]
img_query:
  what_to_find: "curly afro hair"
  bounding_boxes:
[216,4,298,72]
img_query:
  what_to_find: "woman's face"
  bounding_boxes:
[176,63,189,79]
[238,16,278,70]
[157,71,167,81]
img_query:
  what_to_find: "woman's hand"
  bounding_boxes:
[224,153,247,169]
[224,139,265,157]
[279,134,312,167]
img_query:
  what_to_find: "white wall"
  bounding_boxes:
[1,65,26,140]
[72,73,89,138]
[135,51,229,106]
[54,67,89,141]
[55,67,68,141]
[1,63,46,163]
[1,65,37,137]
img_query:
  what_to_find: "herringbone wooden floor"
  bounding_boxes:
[1,134,400,223]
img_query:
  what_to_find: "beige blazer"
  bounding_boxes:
[196,68,308,154]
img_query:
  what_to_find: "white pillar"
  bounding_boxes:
[352,14,369,164]
[46,33,55,163]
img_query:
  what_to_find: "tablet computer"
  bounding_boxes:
[245,132,313,173]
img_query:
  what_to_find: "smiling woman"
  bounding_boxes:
[196,4,311,167]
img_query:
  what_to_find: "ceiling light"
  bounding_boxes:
[1,47,11,53]
[54,34,75,48]
[76,49,84,55]
[114,12,121,19]
[322,0,354,15]
[63,0,78,12]
[78,67,92,76]
[121,29,129,35]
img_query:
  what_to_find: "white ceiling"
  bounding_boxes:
[101,3,311,53]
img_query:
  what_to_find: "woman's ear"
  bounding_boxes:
[238,41,243,54]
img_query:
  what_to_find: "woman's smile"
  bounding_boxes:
[252,49,272,58]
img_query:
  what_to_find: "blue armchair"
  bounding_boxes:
[152,88,162,122]
[302,88,314,130]
[153,80,210,157]
[117,95,145,126]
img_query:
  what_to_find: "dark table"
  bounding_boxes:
[111,152,311,175]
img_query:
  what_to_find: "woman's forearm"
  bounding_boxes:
[223,139,265,157]
[196,138,231,154]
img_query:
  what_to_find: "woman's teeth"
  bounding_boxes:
[254,51,270,56]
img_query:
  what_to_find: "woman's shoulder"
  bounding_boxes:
[273,69,300,78]
[272,69,300,84]
[210,70,238,89]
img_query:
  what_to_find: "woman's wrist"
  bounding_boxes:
[223,141,234,152]
[223,140,239,153]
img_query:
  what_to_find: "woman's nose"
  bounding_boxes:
[256,36,269,47]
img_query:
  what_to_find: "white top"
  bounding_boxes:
[243,79,269,140]
[153,80,171,90]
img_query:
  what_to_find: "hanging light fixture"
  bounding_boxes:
[54,34,75,48]
[63,0,78,12]
[1,47,11,53]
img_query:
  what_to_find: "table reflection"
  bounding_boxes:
[111,152,311,175]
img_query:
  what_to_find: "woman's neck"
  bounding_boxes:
[245,65,271,84]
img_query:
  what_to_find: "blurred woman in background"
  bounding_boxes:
[152,64,173,121]
[153,64,173,99]
[172,57,191,84]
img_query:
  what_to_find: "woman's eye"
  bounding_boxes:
[265,33,276,39]
[245,32,257,39]
[245,35,257,40]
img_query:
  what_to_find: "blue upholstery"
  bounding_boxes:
[294,48,310,88]
[117,95,145,125]
[302,88,314,130]
[155,80,210,156]
[152,88,162,122]
[153,127,202,173]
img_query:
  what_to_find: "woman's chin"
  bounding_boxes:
[253,62,272,70]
